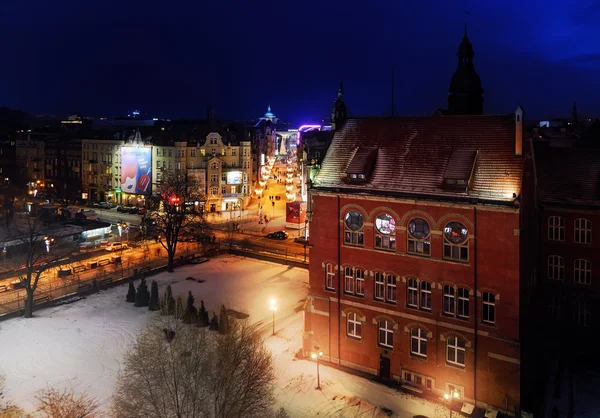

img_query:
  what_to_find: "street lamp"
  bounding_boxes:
[269,298,277,336]
[44,236,53,253]
[444,390,460,417]
[311,351,323,389]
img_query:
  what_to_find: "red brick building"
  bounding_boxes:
[532,146,600,414]
[303,109,537,415]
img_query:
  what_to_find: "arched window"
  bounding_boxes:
[373,273,396,303]
[407,218,431,256]
[355,269,365,296]
[407,278,418,307]
[344,266,354,294]
[410,328,427,358]
[443,221,469,262]
[325,263,335,290]
[344,211,364,246]
[374,273,385,300]
[420,281,432,310]
[378,320,393,348]
[574,259,591,285]
[347,312,362,338]
[447,337,466,367]
[482,292,496,324]
[374,213,396,251]
[457,288,470,319]
[442,285,455,315]
[386,274,397,302]
[574,218,592,244]
[548,216,564,241]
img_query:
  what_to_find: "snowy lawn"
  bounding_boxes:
[0,255,455,417]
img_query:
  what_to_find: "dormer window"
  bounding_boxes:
[346,147,377,183]
[444,149,477,190]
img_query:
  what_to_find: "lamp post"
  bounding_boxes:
[269,298,277,336]
[44,236,52,253]
[311,351,323,389]
[444,390,460,418]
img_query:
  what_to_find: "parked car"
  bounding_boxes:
[116,205,125,212]
[294,236,309,245]
[127,207,139,214]
[106,243,128,252]
[266,231,288,240]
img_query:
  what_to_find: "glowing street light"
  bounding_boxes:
[311,351,324,389]
[443,390,460,417]
[269,298,277,336]
[43,236,53,253]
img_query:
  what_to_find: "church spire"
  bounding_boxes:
[448,26,484,115]
[331,81,347,131]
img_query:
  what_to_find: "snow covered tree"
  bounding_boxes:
[184,291,197,324]
[160,284,175,316]
[126,281,136,303]
[35,386,99,418]
[134,277,149,307]
[112,317,276,418]
[209,313,219,331]
[197,300,209,327]
[218,304,229,334]
[148,281,159,311]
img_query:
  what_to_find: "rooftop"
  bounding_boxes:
[314,115,523,203]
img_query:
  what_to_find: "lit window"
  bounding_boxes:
[407,278,418,308]
[344,211,364,246]
[420,281,431,310]
[577,301,591,327]
[446,337,466,367]
[574,218,592,244]
[548,216,564,241]
[374,273,385,300]
[325,263,335,290]
[407,218,431,256]
[355,269,365,296]
[378,320,394,348]
[347,312,362,338]
[574,259,591,285]
[410,328,427,358]
[482,292,496,324]
[548,255,565,280]
[443,285,455,315]
[374,213,396,251]
[344,267,354,294]
[201,149,206,157]
[443,222,469,262]
[457,288,470,319]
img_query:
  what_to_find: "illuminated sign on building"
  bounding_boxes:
[121,147,152,195]
[227,171,243,185]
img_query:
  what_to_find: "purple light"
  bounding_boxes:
[298,124,321,132]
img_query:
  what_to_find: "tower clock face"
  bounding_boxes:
[408,218,429,239]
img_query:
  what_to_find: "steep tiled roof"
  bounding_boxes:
[536,146,600,206]
[314,115,523,202]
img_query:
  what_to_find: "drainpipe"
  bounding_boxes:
[473,206,478,406]
[337,195,342,365]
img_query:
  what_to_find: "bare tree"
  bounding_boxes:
[112,316,276,418]
[0,374,26,418]
[35,387,100,418]
[3,213,75,318]
[149,170,207,272]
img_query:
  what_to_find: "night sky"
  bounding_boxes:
[2,0,599,124]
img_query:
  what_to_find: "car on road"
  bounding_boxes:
[106,243,129,252]
[266,231,288,240]
[293,236,309,245]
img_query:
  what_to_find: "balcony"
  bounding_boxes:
[102,161,112,166]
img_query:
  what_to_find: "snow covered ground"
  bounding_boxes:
[0,255,454,417]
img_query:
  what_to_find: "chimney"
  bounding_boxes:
[515,105,524,156]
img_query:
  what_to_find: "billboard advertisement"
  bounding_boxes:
[285,201,306,229]
[121,147,152,195]
[187,168,206,194]
[227,171,243,185]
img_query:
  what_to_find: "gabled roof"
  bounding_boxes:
[314,115,523,203]
[535,146,600,207]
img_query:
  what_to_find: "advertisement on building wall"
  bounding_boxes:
[121,147,152,195]
[285,201,306,229]
[187,168,206,194]
[227,171,243,185]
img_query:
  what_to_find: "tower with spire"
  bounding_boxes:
[331,82,347,131]
[447,25,484,115]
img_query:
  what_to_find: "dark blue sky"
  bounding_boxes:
[1,0,599,124]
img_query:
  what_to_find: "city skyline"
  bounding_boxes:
[1,0,599,122]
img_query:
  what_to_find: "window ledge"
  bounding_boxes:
[343,243,365,248]
[407,251,431,258]
[481,321,497,328]
[324,288,336,293]
[442,257,470,265]
[374,247,397,252]
[378,345,394,351]
[409,354,428,362]
[445,362,466,371]
[346,335,362,342]
[344,293,365,299]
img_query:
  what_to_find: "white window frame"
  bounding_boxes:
[410,328,427,358]
[420,281,432,310]
[574,259,591,285]
[374,273,385,301]
[407,278,418,308]
[386,274,396,303]
[457,287,470,319]
[325,263,335,290]
[482,292,496,324]
[548,255,565,281]
[378,320,394,348]
[443,285,455,315]
[574,218,592,244]
[446,337,466,367]
[548,216,565,241]
[355,269,365,296]
[347,312,361,339]
[344,267,354,294]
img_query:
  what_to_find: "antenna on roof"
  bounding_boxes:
[391,67,395,117]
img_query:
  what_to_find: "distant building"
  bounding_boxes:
[15,134,45,196]
[44,136,83,205]
[304,108,537,415]
[81,137,124,204]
